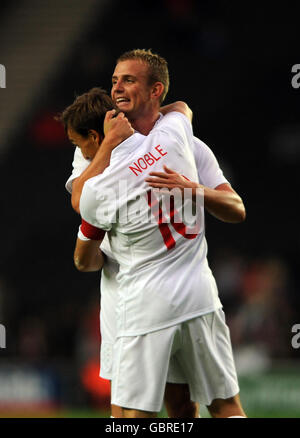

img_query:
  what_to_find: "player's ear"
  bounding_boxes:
[151,82,164,100]
[88,129,103,145]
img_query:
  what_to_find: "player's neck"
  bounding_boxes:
[131,112,160,136]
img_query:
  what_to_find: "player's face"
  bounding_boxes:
[111,60,153,120]
[67,127,100,161]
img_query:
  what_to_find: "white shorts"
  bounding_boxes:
[99,256,188,384]
[111,309,239,412]
[99,255,119,380]
[100,295,188,384]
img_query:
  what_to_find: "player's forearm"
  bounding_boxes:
[145,166,245,223]
[195,186,246,223]
[74,239,105,272]
[74,249,104,272]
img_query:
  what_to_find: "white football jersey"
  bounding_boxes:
[65,114,229,195]
[65,115,229,263]
[80,112,222,336]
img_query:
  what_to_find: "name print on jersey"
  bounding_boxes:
[129,145,168,176]
[0,64,6,88]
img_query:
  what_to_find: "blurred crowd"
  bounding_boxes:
[211,249,298,367]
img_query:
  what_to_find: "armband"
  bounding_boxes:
[77,226,91,241]
[80,219,106,240]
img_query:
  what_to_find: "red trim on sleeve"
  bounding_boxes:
[81,219,106,240]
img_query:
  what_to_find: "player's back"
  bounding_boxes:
[80,112,222,336]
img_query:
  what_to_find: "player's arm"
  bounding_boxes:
[74,239,105,272]
[202,182,246,223]
[145,165,246,223]
[160,101,193,122]
[74,220,106,272]
[72,110,134,213]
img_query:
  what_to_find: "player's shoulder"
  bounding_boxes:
[80,170,115,217]
[80,167,112,200]
[81,175,99,200]
[109,132,146,162]
[193,136,217,158]
[156,111,191,128]
[151,112,193,151]
[193,136,211,149]
[117,131,145,150]
[79,177,98,216]
[154,111,191,133]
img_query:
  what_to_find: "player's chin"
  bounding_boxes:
[116,102,133,114]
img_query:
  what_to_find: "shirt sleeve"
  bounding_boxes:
[193,137,230,188]
[80,218,106,240]
[79,179,116,232]
[65,147,90,194]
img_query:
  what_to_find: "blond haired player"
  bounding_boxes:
[65,50,246,418]
[74,99,246,418]
[64,89,201,417]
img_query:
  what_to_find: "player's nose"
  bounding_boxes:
[113,79,124,93]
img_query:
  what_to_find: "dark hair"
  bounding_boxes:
[117,49,169,103]
[56,87,115,137]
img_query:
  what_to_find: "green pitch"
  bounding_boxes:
[0,365,299,418]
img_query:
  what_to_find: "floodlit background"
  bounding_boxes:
[0,0,299,418]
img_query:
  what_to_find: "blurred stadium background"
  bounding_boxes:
[0,0,299,418]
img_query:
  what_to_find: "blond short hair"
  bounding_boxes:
[117,49,169,103]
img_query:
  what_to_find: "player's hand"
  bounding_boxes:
[145,165,201,192]
[103,109,134,145]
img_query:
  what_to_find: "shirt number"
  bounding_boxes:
[147,191,199,250]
